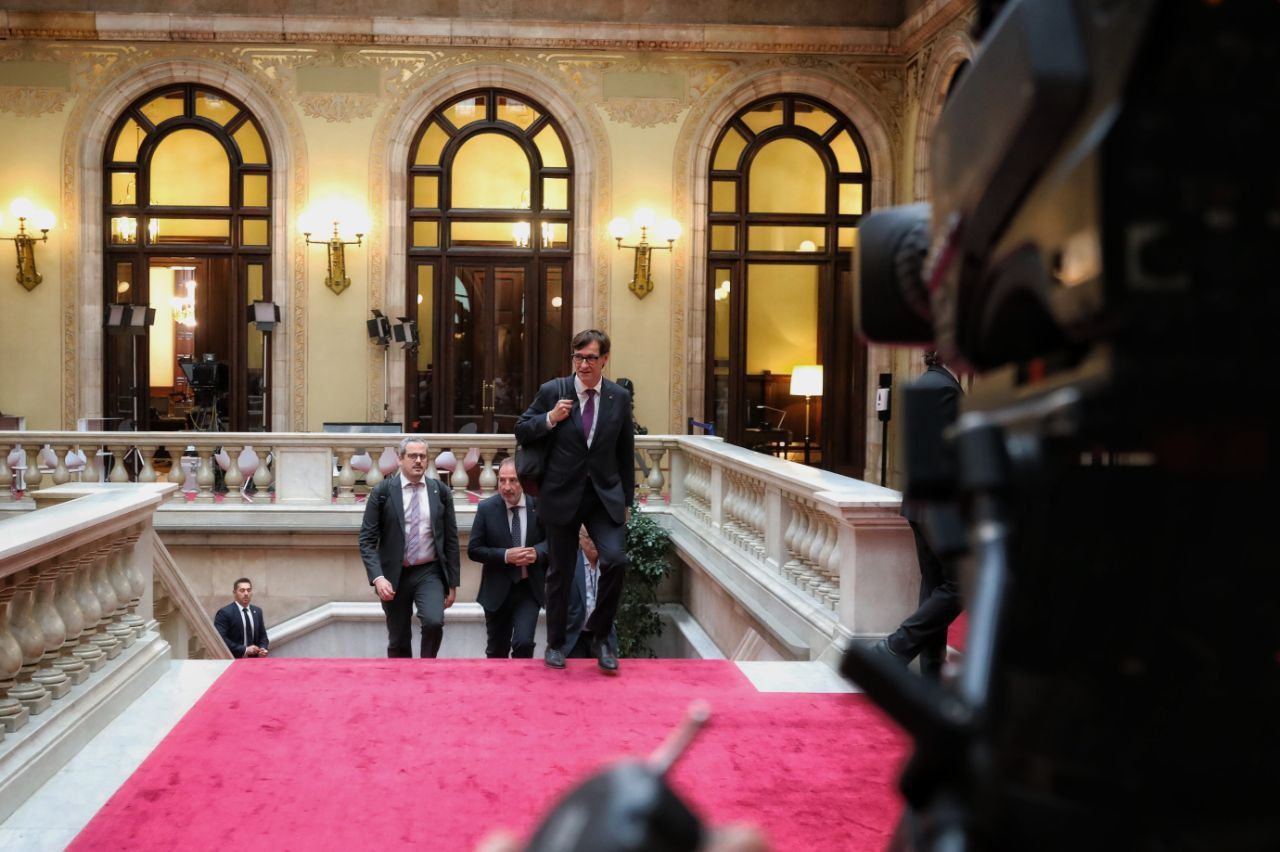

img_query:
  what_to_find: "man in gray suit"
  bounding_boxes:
[359,437,460,658]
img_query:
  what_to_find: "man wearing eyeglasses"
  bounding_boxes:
[359,436,460,658]
[516,329,635,674]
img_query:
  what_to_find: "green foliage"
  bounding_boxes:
[616,504,673,658]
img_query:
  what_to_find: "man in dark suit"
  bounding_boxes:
[875,350,964,678]
[565,526,618,659]
[515,328,634,674]
[468,457,548,659]
[214,577,269,658]
[358,437,460,658]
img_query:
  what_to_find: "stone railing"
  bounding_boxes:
[0,483,172,742]
[1,432,915,663]
[0,431,674,509]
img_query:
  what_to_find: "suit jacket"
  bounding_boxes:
[214,602,269,659]
[514,376,635,526]
[358,473,460,590]
[901,363,963,527]
[468,493,549,611]
[565,549,618,654]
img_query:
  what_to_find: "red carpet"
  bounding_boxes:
[948,612,968,652]
[72,660,907,851]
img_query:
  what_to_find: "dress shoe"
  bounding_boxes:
[872,638,910,667]
[544,647,566,669]
[592,639,618,674]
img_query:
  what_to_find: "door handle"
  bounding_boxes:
[482,380,494,414]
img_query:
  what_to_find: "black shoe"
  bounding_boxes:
[544,647,566,669]
[873,638,910,667]
[592,640,618,673]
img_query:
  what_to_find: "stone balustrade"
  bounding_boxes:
[0,483,172,744]
[0,431,672,509]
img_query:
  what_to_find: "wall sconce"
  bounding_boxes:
[113,217,159,245]
[790,364,824,466]
[609,209,680,300]
[304,220,364,296]
[4,199,55,291]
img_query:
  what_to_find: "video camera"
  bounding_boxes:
[178,353,230,419]
[847,1,1278,849]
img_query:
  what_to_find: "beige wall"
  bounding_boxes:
[0,4,975,464]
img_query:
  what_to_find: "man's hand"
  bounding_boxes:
[246,645,262,657]
[505,546,537,566]
[259,648,269,657]
[549,397,574,425]
[373,576,395,601]
[444,587,458,609]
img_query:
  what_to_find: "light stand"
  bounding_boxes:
[789,365,824,467]
[104,303,156,429]
[247,301,281,430]
[367,310,392,422]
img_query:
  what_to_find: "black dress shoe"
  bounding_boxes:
[873,638,910,667]
[592,639,618,673]
[544,647,566,669]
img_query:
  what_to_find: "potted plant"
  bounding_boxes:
[616,504,674,658]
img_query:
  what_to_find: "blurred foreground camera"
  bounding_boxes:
[848,1,1279,850]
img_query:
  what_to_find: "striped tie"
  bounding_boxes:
[406,481,424,565]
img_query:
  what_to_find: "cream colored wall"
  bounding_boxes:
[601,114,683,434]
[300,114,377,431]
[0,109,66,429]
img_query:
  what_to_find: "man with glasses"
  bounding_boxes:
[359,437,461,658]
[516,329,635,674]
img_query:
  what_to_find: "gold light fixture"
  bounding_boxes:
[304,219,364,296]
[112,216,159,245]
[609,209,680,300]
[4,199,55,291]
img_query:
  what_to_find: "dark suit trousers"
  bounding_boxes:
[887,521,961,678]
[382,560,446,658]
[484,579,540,659]
[544,483,628,651]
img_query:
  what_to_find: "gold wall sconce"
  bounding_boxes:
[608,209,680,300]
[4,198,56,291]
[304,220,364,296]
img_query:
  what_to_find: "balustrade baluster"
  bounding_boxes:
[108,446,130,483]
[0,446,12,501]
[51,445,71,485]
[25,447,43,492]
[120,527,148,638]
[166,445,187,501]
[335,448,357,504]
[89,545,122,659]
[0,576,31,731]
[478,452,497,496]
[137,445,157,483]
[72,550,106,671]
[222,445,243,502]
[52,550,90,685]
[450,449,469,500]
[365,446,385,490]
[253,448,274,500]
[31,562,72,699]
[195,448,216,503]
[646,448,666,500]
[77,443,98,483]
[106,544,137,648]
[7,569,53,714]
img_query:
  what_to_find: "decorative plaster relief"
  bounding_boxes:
[298,93,379,122]
[0,87,68,116]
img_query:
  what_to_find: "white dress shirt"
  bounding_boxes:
[547,376,601,446]
[400,476,437,565]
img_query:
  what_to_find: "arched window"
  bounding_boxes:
[103,84,272,431]
[705,95,870,471]
[406,89,573,433]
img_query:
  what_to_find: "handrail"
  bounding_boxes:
[151,532,232,660]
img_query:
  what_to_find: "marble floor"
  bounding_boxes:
[0,658,853,849]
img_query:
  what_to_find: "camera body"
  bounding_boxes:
[850,2,1280,849]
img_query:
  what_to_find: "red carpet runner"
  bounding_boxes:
[72,660,907,851]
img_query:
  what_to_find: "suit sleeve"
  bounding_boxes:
[618,387,636,504]
[214,607,246,658]
[258,608,269,651]
[358,482,386,584]
[515,381,558,445]
[468,501,513,572]
[437,480,461,589]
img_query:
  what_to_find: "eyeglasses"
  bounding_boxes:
[403,453,428,461]
[571,353,601,364]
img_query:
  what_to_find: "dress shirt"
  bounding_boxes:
[546,376,601,446]
[400,476,437,565]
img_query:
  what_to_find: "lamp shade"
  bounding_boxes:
[790,365,824,397]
